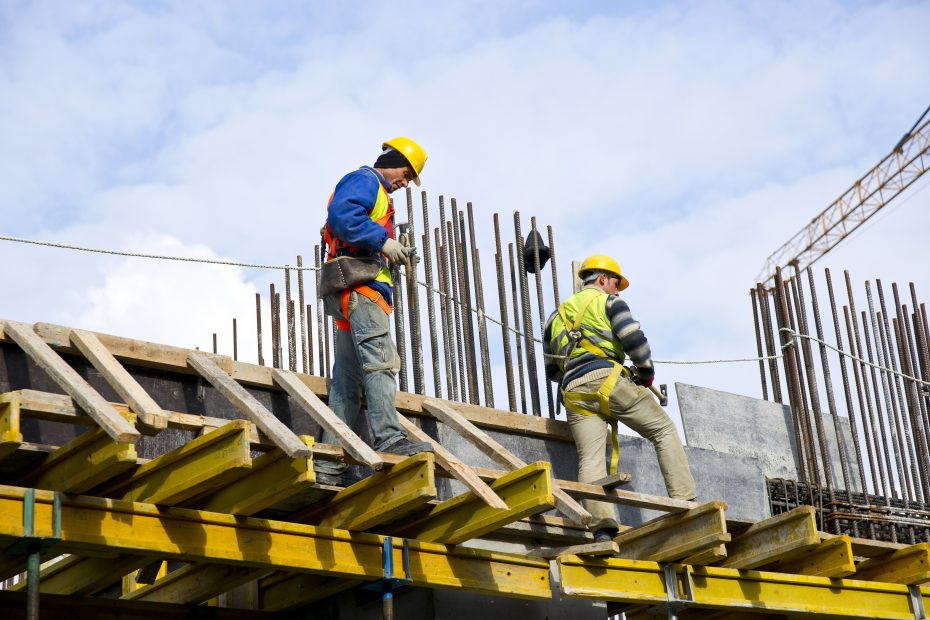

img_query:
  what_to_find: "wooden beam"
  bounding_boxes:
[423,398,591,525]
[101,420,252,505]
[271,368,382,469]
[396,413,508,510]
[70,328,169,433]
[29,419,138,493]
[258,573,363,612]
[123,564,269,604]
[855,542,930,585]
[187,353,309,459]
[719,506,820,569]
[13,554,151,595]
[0,394,24,461]
[555,478,695,512]
[591,472,632,488]
[294,452,436,530]
[528,540,619,559]
[394,461,556,544]
[2,321,139,443]
[684,544,728,566]
[768,535,856,578]
[194,436,314,515]
[613,500,730,562]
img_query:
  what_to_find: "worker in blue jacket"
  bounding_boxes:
[314,137,433,486]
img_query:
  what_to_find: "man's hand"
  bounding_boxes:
[382,238,408,266]
[403,245,420,265]
[634,365,655,388]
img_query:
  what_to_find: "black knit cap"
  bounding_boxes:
[374,147,410,169]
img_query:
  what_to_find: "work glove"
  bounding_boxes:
[634,365,655,388]
[381,238,408,266]
[403,245,421,265]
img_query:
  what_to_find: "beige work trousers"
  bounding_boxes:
[566,374,696,531]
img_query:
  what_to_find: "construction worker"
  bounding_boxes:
[543,255,696,541]
[314,137,433,486]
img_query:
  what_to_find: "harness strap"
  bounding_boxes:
[562,363,629,475]
[335,286,393,331]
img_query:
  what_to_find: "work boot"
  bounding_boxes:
[313,470,363,487]
[382,437,434,457]
[594,527,618,543]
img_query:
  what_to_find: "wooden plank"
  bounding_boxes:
[2,321,139,443]
[683,544,728,566]
[719,506,820,569]
[613,500,731,562]
[271,368,382,469]
[70,328,169,432]
[769,535,856,578]
[101,420,252,505]
[554,478,696,512]
[0,394,24,461]
[591,472,632,488]
[423,398,592,525]
[394,461,556,544]
[855,542,930,585]
[123,564,268,604]
[294,452,436,530]
[528,540,619,559]
[194,436,315,515]
[187,352,309,459]
[259,573,364,612]
[396,413,508,510]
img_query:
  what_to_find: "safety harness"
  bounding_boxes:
[555,290,630,475]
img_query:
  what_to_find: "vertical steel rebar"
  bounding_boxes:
[893,310,930,503]
[494,214,517,412]
[843,304,884,498]
[285,267,297,371]
[861,308,898,502]
[405,190,425,395]
[421,192,442,398]
[297,256,308,374]
[255,292,265,367]
[509,243,528,415]
[757,283,784,403]
[437,196,460,401]
[530,217,556,418]
[212,333,218,355]
[514,211,542,417]
[306,304,314,376]
[270,283,279,368]
[232,318,238,361]
[393,259,409,394]
[906,308,930,481]
[468,202,494,407]
[825,269,870,501]
[784,274,819,484]
[454,204,480,404]
[314,247,329,378]
[446,220,467,401]
[547,225,561,307]
[275,293,283,369]
[436,228,458,401]
[751,288,769,400]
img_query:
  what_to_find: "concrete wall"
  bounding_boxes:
[677,383,862,493]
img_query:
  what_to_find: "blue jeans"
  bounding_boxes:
[316,291,405,474]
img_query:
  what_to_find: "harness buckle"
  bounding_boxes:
[568,329,584,344]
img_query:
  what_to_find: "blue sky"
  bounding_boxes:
[1,1,929,424]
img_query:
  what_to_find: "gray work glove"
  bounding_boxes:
[403,245,420,265]
[381,238,408,266]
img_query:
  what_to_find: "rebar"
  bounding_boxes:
[514,211,542,417]
[757,283,783,403]
[212,333,217,355]
[531,217,555,419]
[305,304,314,376]
[843,304,884,498]
[297,255,308,374]
[547,225,561,307]
[314,246,328,378]
[285,266,297,371]
[446,220,467,401]
[255,292,265,367]
[494,214,517,412]
[270,283,280,369]
[750,288,769,401]
[782,272,818,484]
[421,192,442,398]
[405,190,425,395]
[436,227,457,401]
[509,243,528,415]
[393,257,408,394]
[232,318,238,362]
[469,202,494,407]
[893,310,930,503]
[454,203,479,404]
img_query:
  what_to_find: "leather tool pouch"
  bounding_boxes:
[319,256,382,297]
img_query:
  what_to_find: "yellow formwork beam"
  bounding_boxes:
[720,506,819,569]
[770,535,856,578]
[123,563,267,603]
[28,412,137,494]
[194,435,314,515]
[0,484,551,600]
[856,542,930,585]
[395,461,555,544]
[557,555,930,619]
[297,452,437,530]
[101,419,252,505]
[0,394,23,461]
[259,572,363,612]
[13,554,151,595]
[614,500,730,562]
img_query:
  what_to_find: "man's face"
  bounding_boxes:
[599,273,623,295]
[381,166,415,193]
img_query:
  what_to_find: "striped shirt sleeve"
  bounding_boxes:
[605,295,653,372]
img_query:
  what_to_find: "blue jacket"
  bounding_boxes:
[326,166,393,304]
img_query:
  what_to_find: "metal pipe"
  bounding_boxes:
[825,268,870,501]
[297,255,308,374]
[750,288,769,400]
[514,211,542,417]
[509,243,528,414]
[436,228,457,401]
[468,202,494,407]
[255,292,265,367]
[421,192,442,398]
[531,217,555,418]
[494,214,517,412]
[405,189,425,395]
[876,281,919,503]
[26,545,39,620]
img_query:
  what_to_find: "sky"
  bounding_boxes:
[1,0,929,431]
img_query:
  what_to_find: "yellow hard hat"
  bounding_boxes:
[383,136,427,186]
[578,255,629,291]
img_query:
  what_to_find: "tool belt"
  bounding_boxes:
[333,286,392,331]
[562,363,630,476]
[318,255,383,298]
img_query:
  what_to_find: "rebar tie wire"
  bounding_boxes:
[4,233,930,382]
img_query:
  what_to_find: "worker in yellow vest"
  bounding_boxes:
[543,255,696,541]
[315,137,433,486]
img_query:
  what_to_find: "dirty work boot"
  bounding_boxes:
[383,437,434,457]
[594,527,618,543]
[313,470,363,487]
